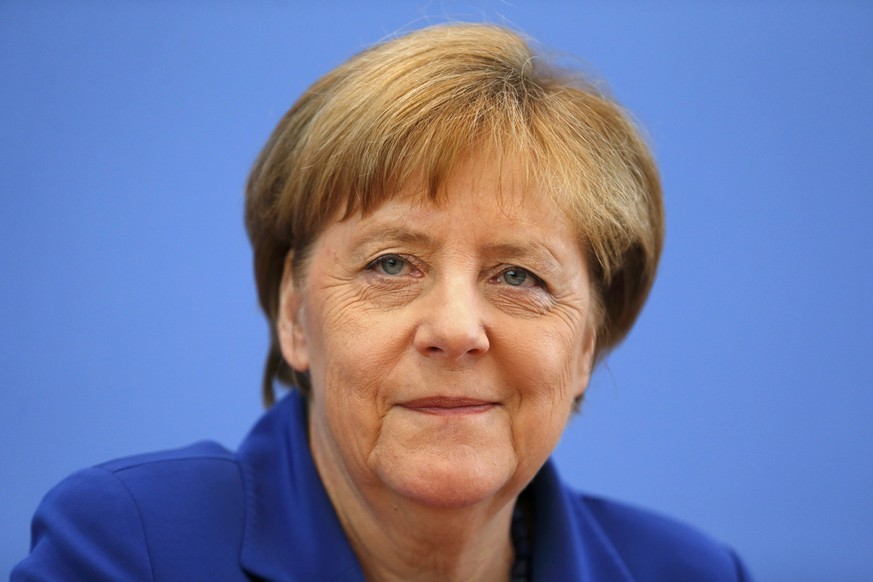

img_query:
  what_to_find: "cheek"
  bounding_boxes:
[506,315,589,397]
[303,282,375,383]
[308,304,410,399]
[498,318,589,456]
[303,291,412,453]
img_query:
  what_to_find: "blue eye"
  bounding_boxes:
[368,254,407,275]
[501,268,541,288]
[502,269,528,286]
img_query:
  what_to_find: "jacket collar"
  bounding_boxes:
[528,461,633,580]
[237,392,364,582]
[236,391,631,581]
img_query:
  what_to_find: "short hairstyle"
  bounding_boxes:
[245,23,664,406]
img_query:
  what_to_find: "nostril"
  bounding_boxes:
[415,330,489,361]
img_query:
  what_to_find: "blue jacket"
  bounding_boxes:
[13,392,751,581]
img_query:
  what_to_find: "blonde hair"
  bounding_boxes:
[245,23,664,406]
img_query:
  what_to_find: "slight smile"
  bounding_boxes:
[400,397,497,416]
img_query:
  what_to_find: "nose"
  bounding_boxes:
[413,279,490,361]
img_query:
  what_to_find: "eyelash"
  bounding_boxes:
[366,254,548,290]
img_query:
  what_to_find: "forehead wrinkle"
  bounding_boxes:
[349,225,436,250]
[481,240,563,268]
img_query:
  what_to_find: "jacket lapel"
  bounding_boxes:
[530,461,633,581]
[237,392,365,582]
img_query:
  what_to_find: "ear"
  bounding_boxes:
[573,323,597,401]
[277,251,310,373]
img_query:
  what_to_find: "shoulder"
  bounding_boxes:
[526,461,752,580]
[12,441,248,581]
[93,440,243,503]
[95,439,235,471]
[572,492,752,581]
[92,440,246,536]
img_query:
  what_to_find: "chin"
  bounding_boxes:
[372,449,519,510]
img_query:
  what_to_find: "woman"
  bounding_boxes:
[14,23,750,581]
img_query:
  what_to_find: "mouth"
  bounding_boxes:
[399,397,497,416]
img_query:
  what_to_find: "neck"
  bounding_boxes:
[345,498,516,582]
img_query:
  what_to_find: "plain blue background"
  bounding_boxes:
[2,2,871,580]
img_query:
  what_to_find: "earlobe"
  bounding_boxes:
[574,325,597,401]
[277,251,310,373]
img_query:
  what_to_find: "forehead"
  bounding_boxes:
[364,150,573,229]
[319,157,582,267]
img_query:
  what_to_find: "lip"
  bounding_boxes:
[400,397,497,416]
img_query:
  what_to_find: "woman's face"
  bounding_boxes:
[279,155,596,510]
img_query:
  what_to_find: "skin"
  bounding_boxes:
[278,153,597,581]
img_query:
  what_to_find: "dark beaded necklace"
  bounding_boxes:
[509,493,533,581]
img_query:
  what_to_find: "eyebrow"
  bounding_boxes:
[481,241,564,267]
[354,227,562,264]
[352,227,436,250]
[351,227,567,271]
